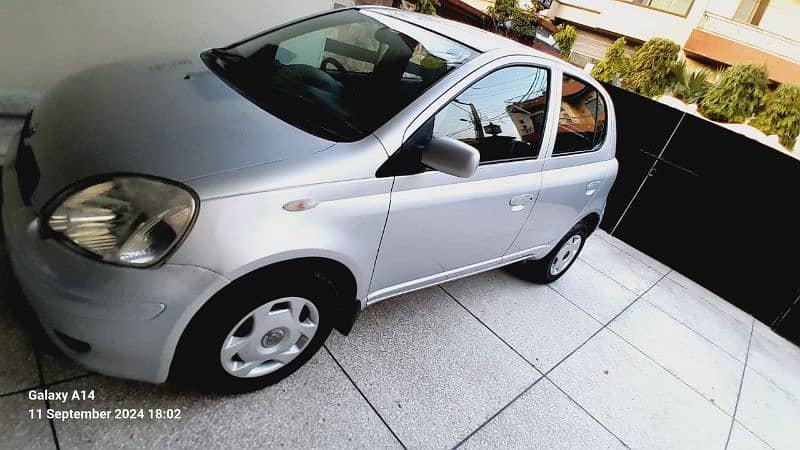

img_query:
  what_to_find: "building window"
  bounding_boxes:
[733,0,769,25]
[617,0,695,17]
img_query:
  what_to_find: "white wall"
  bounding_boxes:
[758,0,800,40]
[0,0,337,91]
[705,0,740,17]
[549,0,712,43]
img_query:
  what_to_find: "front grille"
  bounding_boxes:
[14,112,39,206]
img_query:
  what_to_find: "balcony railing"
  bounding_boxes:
[696,12,800,64]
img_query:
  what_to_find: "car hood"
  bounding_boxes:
[26,53,334,208]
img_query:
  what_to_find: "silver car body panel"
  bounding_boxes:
[26,53,334,209]
[2,6,617,383]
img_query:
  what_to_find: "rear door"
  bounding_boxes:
[506,71,615,258]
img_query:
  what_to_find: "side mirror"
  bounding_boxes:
[421,137,480,178]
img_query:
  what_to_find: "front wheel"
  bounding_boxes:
[511,223,589,284]
[171,272,335,393]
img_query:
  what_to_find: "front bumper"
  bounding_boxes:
[2,153,228,383]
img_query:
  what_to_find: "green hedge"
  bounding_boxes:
[591,37,628,84]
[622,38,679,97]
[699,63,769,123]
[751,84,800,148]
[669,60,711,104]
[554,24,576,59]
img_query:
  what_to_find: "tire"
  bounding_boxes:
[171,269,335,394]
[512,222,590,284]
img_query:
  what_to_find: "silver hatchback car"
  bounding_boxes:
[2,6,617,393]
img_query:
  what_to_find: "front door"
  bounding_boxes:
[369,65,553,301]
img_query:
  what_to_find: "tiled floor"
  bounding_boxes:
[1,230,797,449]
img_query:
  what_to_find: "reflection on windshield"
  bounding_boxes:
[202,9,477,142]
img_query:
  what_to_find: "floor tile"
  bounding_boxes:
[643,277,751,362]
[595,230,672,275]
[39,348,90,386]
[727,423,771,450]
[747,325,800,398]
[550,259,638,323]
[666,271,753,326]
[461,378,624,449]
[327,287,538,449]
[444,270,601,371]
[736,367,800,449]
[609,300,743,414]
[0,245,41,394]
[579,235,665,295]
[549,329,731,449]
[0,392,54,450]
[0,319,40,394]
[53,349,399,449]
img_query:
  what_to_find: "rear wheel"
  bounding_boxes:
[171,271,335,393]
[512,223,589,284]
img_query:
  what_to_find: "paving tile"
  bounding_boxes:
[0,244,41,394]
[53,349,399,449]
[0,315,40,394]
[443,269,601,371]
[595,230,672,275]
[643,277,751,362]
[0,392,54,450]
[550,259,638,323]
[609,300,743,414]
[579,234,665,295]
[747,324,800,398]
[39,349,90,386]
[461,378,624,449]
[727,423,771,450]
[736,367,800,450]
[327,287,538,449]
[549,329,731,449]
[666,271,753,326]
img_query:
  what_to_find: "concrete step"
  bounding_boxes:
[0,117,24,136]
[0,89,41,116]
[0,118,23,162]
[1,134,13,163]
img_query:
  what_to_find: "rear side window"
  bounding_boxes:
[552,74,607,156]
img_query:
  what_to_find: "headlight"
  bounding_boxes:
[45,176,197,267]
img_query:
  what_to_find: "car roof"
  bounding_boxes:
[359,5,563,64]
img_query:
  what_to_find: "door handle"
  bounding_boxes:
[585,181,601,196]
[509,194,535,212]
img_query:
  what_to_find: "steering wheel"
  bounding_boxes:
[320,57,346,73]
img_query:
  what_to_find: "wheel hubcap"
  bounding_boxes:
[220,297,319,378]
[551,234,582,276]
[261,328,287,348]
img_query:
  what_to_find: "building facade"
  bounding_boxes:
[544,0,800,84]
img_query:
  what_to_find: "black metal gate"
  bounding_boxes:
[600,84,800,342]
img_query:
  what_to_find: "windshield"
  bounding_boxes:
[202,9,477,142]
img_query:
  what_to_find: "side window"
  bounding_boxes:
[552,74,607,156]
[432,66,550,164]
